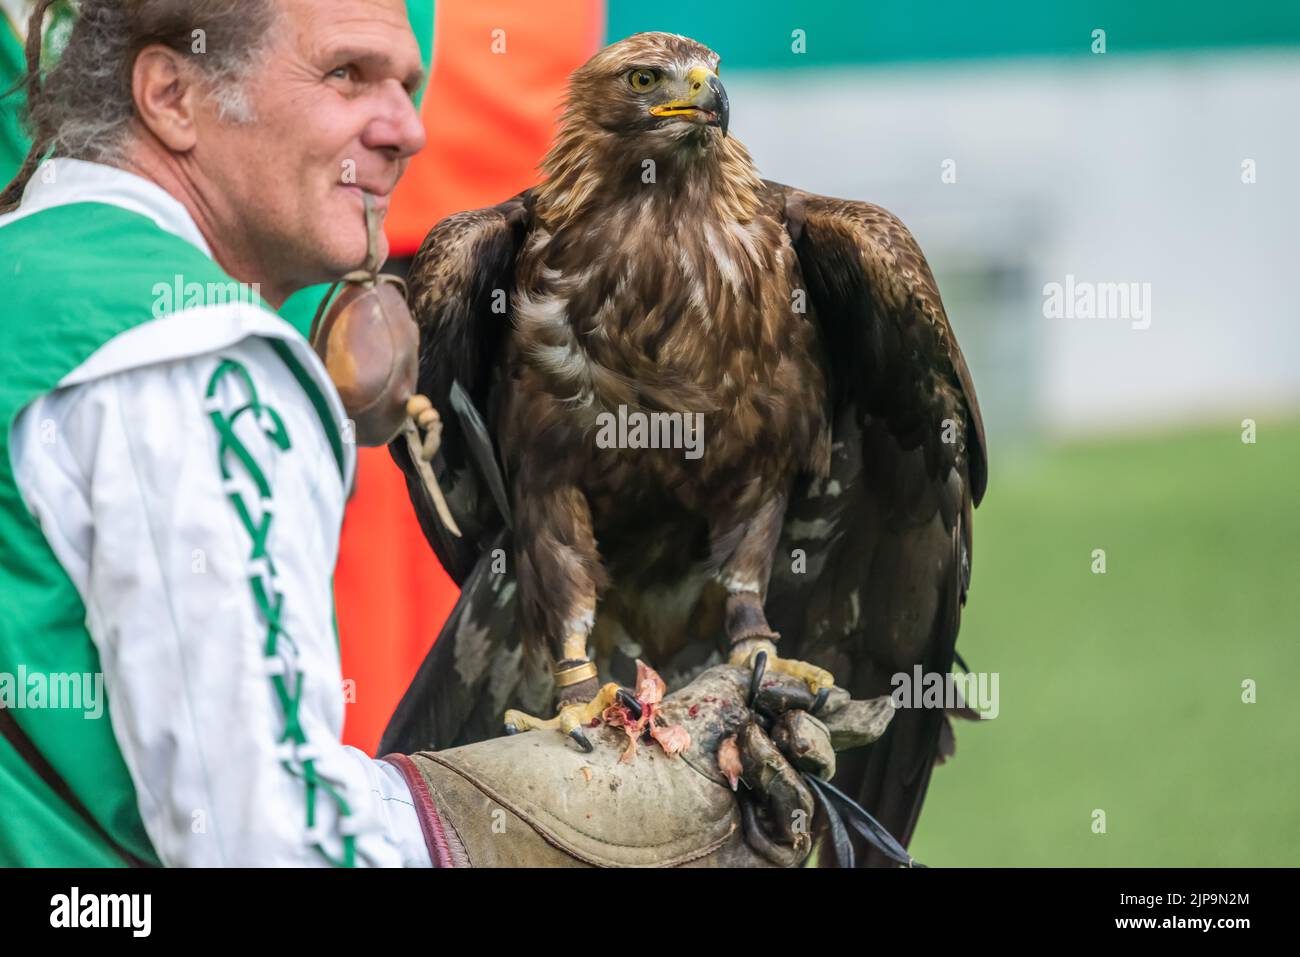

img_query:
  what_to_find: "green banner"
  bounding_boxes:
[607,0,1300,68]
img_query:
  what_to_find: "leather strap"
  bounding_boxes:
[0,704,152,868]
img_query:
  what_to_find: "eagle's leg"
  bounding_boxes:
[502,484,611,751]
[503,626,613,751]
[716,491,835,697]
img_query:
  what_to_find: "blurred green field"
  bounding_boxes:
[909,418,1300,866]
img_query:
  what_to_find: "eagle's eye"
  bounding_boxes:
[627,69,660,92]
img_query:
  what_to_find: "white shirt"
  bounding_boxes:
[5,159,430,866]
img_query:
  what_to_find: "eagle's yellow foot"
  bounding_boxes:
[503,682,623,753]
[729,638,835,712]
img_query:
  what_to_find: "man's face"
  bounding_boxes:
[191,0,426,294]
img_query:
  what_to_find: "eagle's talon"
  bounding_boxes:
[748,649,768,706]
[501,683,621,750]
[616,687,643,719]
[731,639,835,700]
[810,687,830,716]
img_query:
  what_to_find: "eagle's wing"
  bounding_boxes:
[760,181,987,864]
[381,191,545,754]
[378,528,553,753]
[389,190,531,582]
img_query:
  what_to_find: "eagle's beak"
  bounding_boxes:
[707,72,730,137]
[649,68,730,137]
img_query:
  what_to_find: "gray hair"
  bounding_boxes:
[1,0,278,211]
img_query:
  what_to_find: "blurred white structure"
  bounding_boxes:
[728,51,1300,441]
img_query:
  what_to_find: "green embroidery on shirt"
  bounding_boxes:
[205,357,356,868]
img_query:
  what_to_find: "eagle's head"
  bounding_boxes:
[564,32,729,147]
[539,32,762,227]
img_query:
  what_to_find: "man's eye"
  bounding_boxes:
[328,65,356,82]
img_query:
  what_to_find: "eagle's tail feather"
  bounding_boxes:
[840,702,947,867]
[832,520,966,868]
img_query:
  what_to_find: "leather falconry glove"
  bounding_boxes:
[381,661,904,868]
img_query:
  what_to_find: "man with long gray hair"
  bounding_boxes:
[0,0,874,868]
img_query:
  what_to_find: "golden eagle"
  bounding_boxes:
[382,32,987,866]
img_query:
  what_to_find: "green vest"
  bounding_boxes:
[0,202,279,866]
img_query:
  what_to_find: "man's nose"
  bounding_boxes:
[360,80,427,160]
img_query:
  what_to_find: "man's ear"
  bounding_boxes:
[131,45,199,152]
